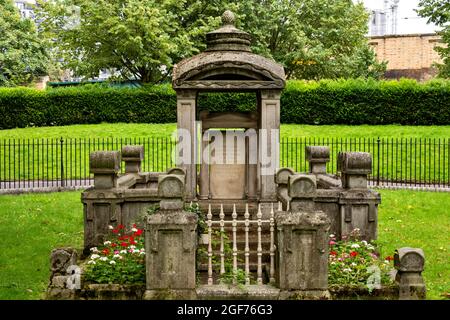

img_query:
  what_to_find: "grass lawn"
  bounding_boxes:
[0,123,449,139]
[0,189,448,300]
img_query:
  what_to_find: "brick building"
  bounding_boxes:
[369,33,444,81]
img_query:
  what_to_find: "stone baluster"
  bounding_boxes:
[394,247,426,300]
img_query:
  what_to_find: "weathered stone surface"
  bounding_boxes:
[166,167,186,176]
[158,174,186,210]
[306,146,330,174]
[146,211,197,291]
[275,210,330,293]
[288,174,317,198]
[50,248,78,277]
[122,145,144,173]
[394,248,426,300]
[339,189,380,241]
[196,284,280,300]
[275,168,295,185]
[338,152,372,189]
[90,151,121,189]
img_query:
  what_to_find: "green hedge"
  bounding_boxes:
[1,79,450,129]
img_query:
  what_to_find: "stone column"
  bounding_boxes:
[176,90,197,201]
[394,248,426,300]
[247,129,258,200]
[121,145,144,174]
[306,146,330,174]
[338,152,380,241]
[198,130,209,200]
[259,90,281,201]
[276,173,330,299]
[144,174,198,300]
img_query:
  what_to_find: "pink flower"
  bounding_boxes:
[114,250,119,255]
[329,240,336,245]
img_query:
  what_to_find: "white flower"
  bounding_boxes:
[109,260,116,265]
[351,244,360,249]
[90,254,100,260]
[133,249,140,254]
[108,225,114,230]
[129,245,136,249]
[384,260,390,264]
[113,254,121,259]
[140,248,145,252]
[131,227,138,232]
[329,234,335,238]
[343,268,352,272]
[330,261,336,265]
[139,251,145,256]
[103,241,111,245]
[361,240,368,246]
[100,257,108,262]
[120,250,127,254]
[90,247,98,253]
[351,262,357,267]
[88,260,96,265]
[367,245,375,251]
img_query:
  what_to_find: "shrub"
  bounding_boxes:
[1,78,449,129]
[83,223,145,285]
[328,229,394,291]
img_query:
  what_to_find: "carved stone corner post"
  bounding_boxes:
[275,210,331,299]
[82,151,122,253]
[288,174,317,212]
[306,146,330,174]
[338,152,380,241]
[394,248,426,300]
[275,168,294,210]
[144,173,197,300]
[338,151,372,189]
[90,151,121,189]
[122,145,144,174]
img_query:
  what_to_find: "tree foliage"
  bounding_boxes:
[418,0,450,78]
[38,0,385,83]
[0,0,48,86]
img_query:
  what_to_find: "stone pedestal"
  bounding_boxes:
[145,170,197,299]
[394,248,426,300]
[338,152,372,189]
[90,151,120,189]
[122,145,144,174]
[275,210,330,299]
[306,146,330,174]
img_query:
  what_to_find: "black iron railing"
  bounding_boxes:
[0,137,449,190]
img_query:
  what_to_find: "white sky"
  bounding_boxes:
[360,0,442,34]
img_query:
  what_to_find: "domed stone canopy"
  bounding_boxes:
[172,11,286,90]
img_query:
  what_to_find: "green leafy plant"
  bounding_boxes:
[83,223,145,285]
[328,229,394,292]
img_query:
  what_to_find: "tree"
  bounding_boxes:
[37,0,229,83]
[417,0,450,78]
[38,0,384,83]
[236,0,386,79]
[0,0,49,86]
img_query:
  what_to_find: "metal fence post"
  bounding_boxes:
[60,137,65,188]
[377,137,380,186]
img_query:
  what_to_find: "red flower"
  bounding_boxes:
[102,248,110,255]
[385,256,394,261]
[111,243,117,248]
[118,224,125,230]
[120,242,128,247]
[133,224,137,228]
[330,251,337,256]
[134,229,143,236]
[112,229,119,234]
[130,240,137,245]
[350,251,358,257]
